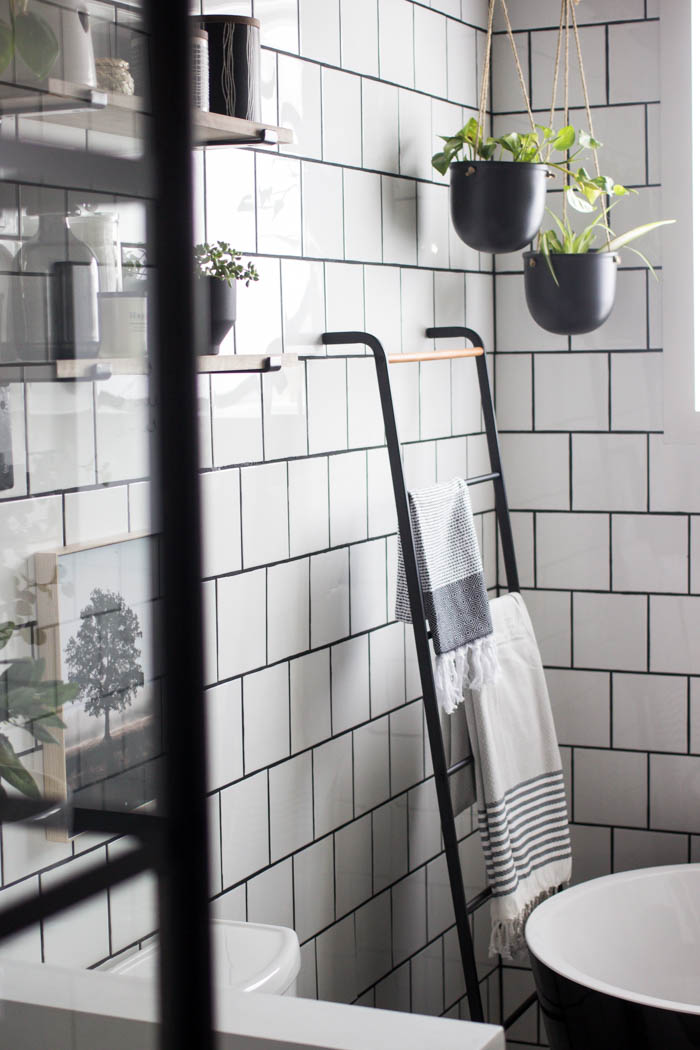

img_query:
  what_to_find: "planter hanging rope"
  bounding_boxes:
[542,0,611,248]
[448,0,549,254]
[476,0,537,149]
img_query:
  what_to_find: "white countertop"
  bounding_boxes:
[0,958,505,1050]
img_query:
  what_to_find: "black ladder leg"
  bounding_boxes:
[427,327,520,594]
[322,329,485,1023]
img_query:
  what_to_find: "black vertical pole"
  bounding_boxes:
[147,3,213,1049]
[427,327,520,594]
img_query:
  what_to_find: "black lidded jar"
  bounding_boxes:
[200,15,261,122]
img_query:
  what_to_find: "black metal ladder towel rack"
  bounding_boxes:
[321,326,522,1027]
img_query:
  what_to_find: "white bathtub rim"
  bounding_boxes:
[525,863,700,1017]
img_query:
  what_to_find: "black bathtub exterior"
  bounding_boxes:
[529,953,700,1049]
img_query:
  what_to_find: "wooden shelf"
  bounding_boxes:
[0,354,298,382]
[0,79,292,147]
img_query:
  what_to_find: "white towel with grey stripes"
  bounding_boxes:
[463,592,572,960]
[395,477,498,713]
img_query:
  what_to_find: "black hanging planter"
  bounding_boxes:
[523,251,619,335]
[207,277,237,354]
[450,161,549,254]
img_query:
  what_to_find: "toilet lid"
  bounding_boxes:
[106,921,300,996]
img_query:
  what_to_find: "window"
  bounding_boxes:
[662,0,700,442]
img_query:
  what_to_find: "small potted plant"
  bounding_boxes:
[431,119,579,254]
[194,241,259,354]
[523,129,674,335]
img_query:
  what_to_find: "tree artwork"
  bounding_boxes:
[65,588,144,744]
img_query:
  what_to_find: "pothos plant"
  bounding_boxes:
[535,126,674,282]
[194,242,259,287]
[0,621,77,800]
[431,116,579,173]
[0,0,60,81]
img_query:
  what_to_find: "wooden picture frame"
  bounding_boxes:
[34,531,162,840]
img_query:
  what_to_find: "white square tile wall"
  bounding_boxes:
[5,3,684,1037]
[492,7,691,989]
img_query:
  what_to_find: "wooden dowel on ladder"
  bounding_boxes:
[387,347,484,363]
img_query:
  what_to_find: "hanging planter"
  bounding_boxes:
[523,0,674,336]
[523,251,618,335]
[431,0,559,255]
[450,160,549,254]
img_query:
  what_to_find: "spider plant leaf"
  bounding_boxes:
[0,20,13,74]
[551,125,576,151]
[14,11,59,79]
[603,219,676,255]
[545,207,569,242]
[540,233,560,285]
[623,244,658,276]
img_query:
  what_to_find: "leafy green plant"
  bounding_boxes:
[431,117,577,174]
[0,0,60,81]
[0,621,76,800]
[194,242,259,287]
[534,129,675,282]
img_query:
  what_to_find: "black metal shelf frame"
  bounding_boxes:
[321,326,521,1027]
[0,3,214,1050]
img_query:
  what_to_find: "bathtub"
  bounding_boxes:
[525,864,700,1050]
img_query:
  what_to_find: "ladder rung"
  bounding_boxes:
[447,756,474,776]
[465,886,492,915]
[466,471,500,486]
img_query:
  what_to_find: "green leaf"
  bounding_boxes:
[566,186,596,213]
[578,131,603,150]
[0,20,13,75]
[478,138,498,160]
[498,132,521,156]
[0,621,14,651]
[540,233,560,285]
[431,151,451,175]
[14,11,59,79]
[460,117,480,143]
[612,184,629,196]
[551,125,576,151]
[0,734,40,799]
[29,721,60,745]
[603,219,676,255]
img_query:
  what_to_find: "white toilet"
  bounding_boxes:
[104,920,301,996]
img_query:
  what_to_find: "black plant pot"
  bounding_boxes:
[208,276,236,354]
[523,251,619,335]
[449,161,549,254]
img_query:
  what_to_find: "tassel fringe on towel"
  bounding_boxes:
[434,635,499,713]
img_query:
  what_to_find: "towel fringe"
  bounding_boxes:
[434,635,499,714]
[488,884,564,961]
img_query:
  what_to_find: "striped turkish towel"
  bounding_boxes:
[463,592,572,960]
[395,477,498,713]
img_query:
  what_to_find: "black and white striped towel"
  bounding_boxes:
[463,592,572,959]
[395,477,498,713]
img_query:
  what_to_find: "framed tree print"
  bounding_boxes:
[34,532,163,839]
